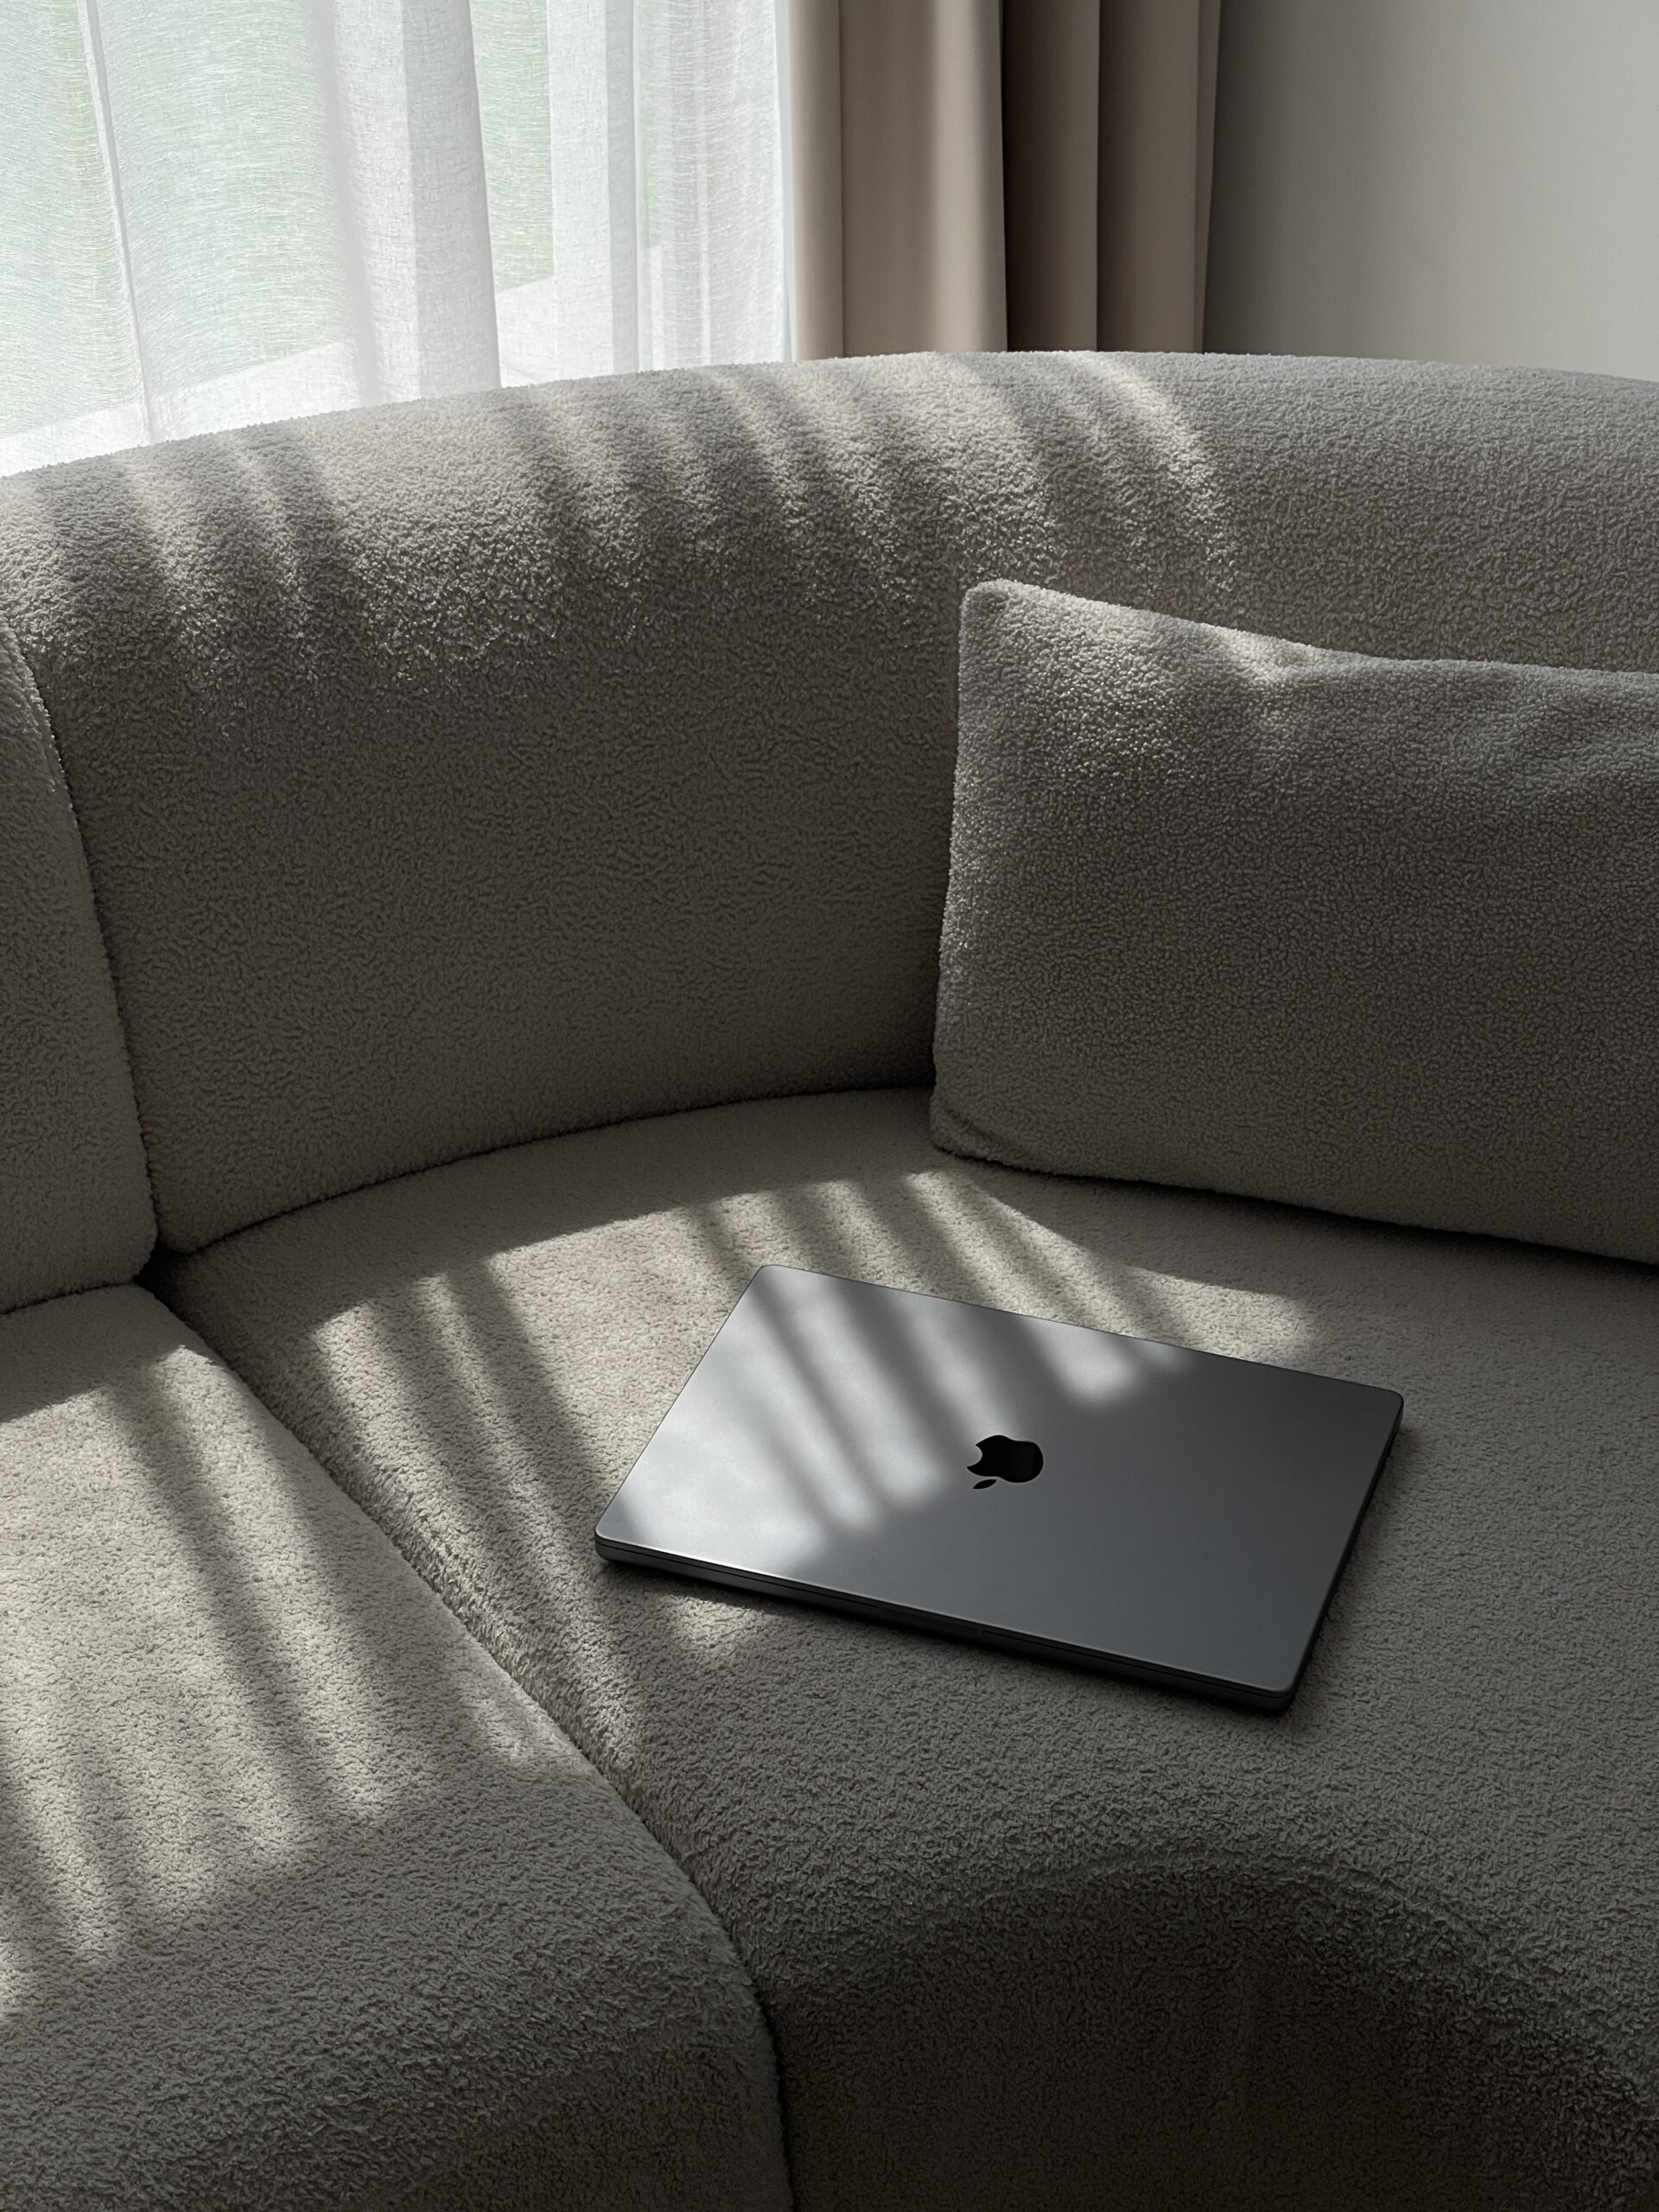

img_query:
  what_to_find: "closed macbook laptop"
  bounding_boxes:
[594,1265,1402,1712]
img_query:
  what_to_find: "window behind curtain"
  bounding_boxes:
[2,0,787,475]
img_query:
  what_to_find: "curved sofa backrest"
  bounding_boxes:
[0,629,154,1310]
[2,351,1656,1252]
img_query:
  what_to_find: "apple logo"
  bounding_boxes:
[969,1435,1044,1490]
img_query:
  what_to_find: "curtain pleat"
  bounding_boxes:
[1001,0,1103,348]
[3,0,786,474]
[836,0,1006,355]
[1091,0,1220,350]
[321,0,502,405]
[788,0,1219,359]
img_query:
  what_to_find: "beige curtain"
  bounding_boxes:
[788,0,1219,359]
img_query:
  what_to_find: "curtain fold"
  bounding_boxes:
[3,0,785,474]
[787,0,1220,359]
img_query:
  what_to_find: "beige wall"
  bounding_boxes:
[1205,0,1659,383]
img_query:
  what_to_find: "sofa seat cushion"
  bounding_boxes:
[0,1288,788,2211]
[156,1090,1659,2212]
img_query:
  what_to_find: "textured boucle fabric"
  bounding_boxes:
[0,622,152,1312]
[0,1287,788,2211]
[933,582,1659,1264]
[5,353,1659,1248]
[156,1089,1659,2212]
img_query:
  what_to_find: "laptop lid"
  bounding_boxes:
[594,1265,1402,1712]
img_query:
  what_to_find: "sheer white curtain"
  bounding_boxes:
[2,0,787,474]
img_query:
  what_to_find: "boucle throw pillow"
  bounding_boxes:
[931,582,1659,1264]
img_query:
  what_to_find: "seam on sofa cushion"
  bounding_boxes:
[0,606,155,1309]
[140,1243,804,2206]
[1,613,162,1242]
[1,1281,796,2208]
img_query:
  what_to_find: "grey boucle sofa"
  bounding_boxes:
[2,350,1656,2209]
